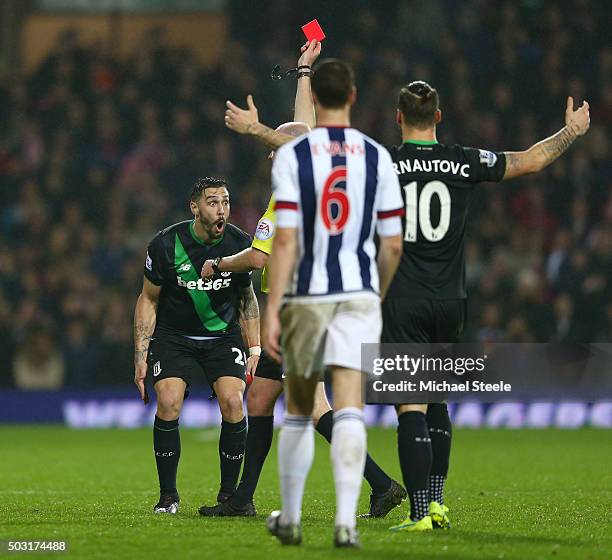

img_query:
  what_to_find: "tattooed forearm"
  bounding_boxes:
[504,152,521,177]
[134,321,154,364]
[134,348,149,364]
[534,126,577,164]
[134,290,158,365]
[245,122,294,150]
[503,126,578,180]
[239,285,260,349]
[239,285,260,321]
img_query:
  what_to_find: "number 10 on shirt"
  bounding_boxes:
[403,180,451,242]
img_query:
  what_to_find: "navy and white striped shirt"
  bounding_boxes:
[272,126,403,301]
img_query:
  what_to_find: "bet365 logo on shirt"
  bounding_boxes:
[176,276,231,291]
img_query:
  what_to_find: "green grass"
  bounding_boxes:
[0,427,610,559]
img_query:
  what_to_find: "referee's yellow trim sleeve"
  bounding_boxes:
[250,195,276,255]
[251,237,273,255]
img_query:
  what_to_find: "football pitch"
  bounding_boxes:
[1,427,610,560]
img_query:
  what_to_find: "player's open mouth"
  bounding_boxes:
[215,219,226,233]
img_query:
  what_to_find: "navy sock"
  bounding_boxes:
[397,411,432,520]
[153,416,180,496]
[219,417,247,494]
[316,410,392,495]
[232,416,274,506]
[427,403,452,505]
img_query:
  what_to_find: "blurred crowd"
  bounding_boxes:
[0,0,609,389]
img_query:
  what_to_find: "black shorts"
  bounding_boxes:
[254,350,284,382]
[148,332,246,393]
[382,297,466,344]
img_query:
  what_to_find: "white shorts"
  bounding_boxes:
[280,296,382,379]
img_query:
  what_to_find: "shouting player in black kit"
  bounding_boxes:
[134,177,260,515]
[223,79,590,531]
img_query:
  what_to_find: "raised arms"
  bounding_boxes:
[293,39,320,128]
[225,104,294,151]
[224,40,321,149]
[503,96,590,180]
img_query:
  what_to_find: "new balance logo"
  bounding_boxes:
[177,263,192,272]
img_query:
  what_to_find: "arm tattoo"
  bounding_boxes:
[535,126,577,164]
[245,122,294,150]
[239,285,260,321]
[504,152,521,176]
[134,321,154,364]
[504,126,577,179]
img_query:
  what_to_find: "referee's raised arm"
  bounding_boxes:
[224,40,321,149]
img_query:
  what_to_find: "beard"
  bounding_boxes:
[198,214,226,239]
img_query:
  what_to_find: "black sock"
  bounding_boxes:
[219,417,247,494]
[316,410,392,495]
[232,416,274,506]
[397,411,432,520]
[427,403,452,505]
[153,416,180,496]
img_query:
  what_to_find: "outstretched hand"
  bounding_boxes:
[565,96,590,136]
[298,39,321,68]
[225,94,259,134]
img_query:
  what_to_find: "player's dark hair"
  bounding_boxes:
[311,59,355,109]
[190,177,228,201]
[398,81,439,129]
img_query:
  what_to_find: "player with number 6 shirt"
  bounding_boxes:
[200,42,406,522]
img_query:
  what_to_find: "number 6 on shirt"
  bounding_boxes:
[320,166,349,234]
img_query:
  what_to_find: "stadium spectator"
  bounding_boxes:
[13,328,65,390]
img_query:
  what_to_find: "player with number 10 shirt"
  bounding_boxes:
[383,81,589,532]
[385,141,504,303]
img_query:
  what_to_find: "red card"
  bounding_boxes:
[302,19,326,42]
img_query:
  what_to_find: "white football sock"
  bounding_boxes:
[331,407,366,529]
[278,414,314,525]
